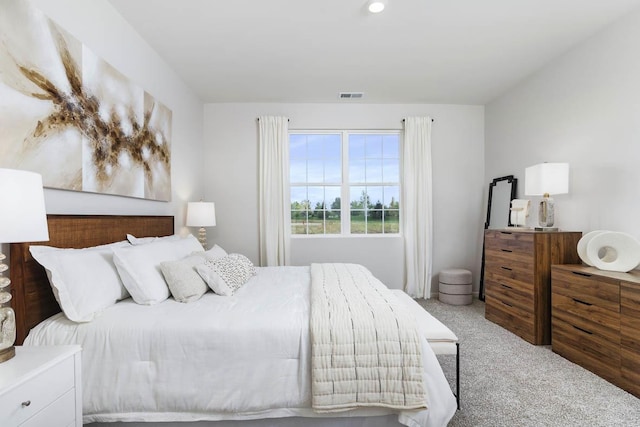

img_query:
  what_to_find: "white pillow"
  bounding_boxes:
[160,255,208,303]
[195,253,256,296]
[126,233,181,245]
[29,241,130,322]
[113,234,204,305]
[192,244,227,262]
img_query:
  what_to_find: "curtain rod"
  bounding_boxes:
[256,118,433,123]
[256,118,290,122]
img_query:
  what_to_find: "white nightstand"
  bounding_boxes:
[0,346,82,427]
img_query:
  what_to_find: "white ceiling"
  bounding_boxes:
[108,0,640,104]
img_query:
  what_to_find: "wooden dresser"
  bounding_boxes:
[551,265,640,398]
[484,229,582,345]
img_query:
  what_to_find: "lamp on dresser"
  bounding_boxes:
[186,201,216,249]
[0,169,49,363]
[525,162,569,231]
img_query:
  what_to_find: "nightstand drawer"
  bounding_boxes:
[485,230,534,254]
[0,356,74,426]
[552,268,619,312]
[21,388,76,427]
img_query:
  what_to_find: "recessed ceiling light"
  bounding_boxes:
[367,0,387,13]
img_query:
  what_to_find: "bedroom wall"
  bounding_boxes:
[203,103,484,294]
[485,8,640,240]
[25,0,204,233]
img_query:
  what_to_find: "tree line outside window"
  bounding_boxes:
[290,131,400,235]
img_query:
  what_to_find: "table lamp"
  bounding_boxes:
[524,162,569,231]
[186,201,216,249]
[0,169,50,363]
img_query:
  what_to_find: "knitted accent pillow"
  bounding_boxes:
[195,253,256,296]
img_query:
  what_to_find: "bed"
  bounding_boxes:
[10,215,457,427]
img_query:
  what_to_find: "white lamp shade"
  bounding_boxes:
[186,202,216,227]
[0,169,49,243]
[524,163,569,196]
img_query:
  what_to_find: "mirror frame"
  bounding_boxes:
[479,175,517,301]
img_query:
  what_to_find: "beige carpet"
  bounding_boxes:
[418,298,640,427]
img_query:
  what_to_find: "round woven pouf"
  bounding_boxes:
[439,268,472,305]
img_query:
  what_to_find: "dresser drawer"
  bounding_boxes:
[552,317,620,383]
[551,268,619,313]
[621,347,640,397]
[485,278,534,313]
[486,297,535,343]
[621,281,640,397]
[0,356,75,426]
[484,255,534,290]
[485,230,534,254]
[552,293,620,341]
[621,282,640,352]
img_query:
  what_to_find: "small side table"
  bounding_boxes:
[0,345,82,426]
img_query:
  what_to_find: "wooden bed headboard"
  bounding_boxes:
[10,214,175,345]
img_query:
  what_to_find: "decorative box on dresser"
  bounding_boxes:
[551,265,640,398]
[484,229,582,345]
[0,345,82,427]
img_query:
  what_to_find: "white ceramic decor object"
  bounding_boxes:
[577,230,606,266]
[586,231,640,272]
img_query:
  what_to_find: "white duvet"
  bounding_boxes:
[25,266,456,426]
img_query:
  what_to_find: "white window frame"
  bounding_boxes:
[289,129,402,237]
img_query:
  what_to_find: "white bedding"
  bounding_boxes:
[25,266,456,426]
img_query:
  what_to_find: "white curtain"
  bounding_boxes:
[258,116,290,266]
[402,117,433,298]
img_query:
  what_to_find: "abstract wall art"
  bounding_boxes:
[0,0,172,201]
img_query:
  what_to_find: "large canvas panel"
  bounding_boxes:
[0,0,172,201]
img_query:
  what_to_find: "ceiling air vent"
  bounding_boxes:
[339,92,364,99]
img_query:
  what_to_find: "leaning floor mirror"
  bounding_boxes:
[479,175,517,301]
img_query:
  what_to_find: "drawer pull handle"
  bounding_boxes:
[500,231,513,235]
[572,271,592,278]
[501,249,513,253]
[572,325,593,335]
[501,301,513,308]
[501,266,513,271]
[501,284,513,290]
[573,298,592,306]
[21,400,31,407]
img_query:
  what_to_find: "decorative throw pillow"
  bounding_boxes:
[160,255,209,303]
[192,244,227,262]
[195,253,256,296]
[113,234,204,305]
[29,240,131,322]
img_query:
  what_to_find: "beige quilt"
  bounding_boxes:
[310,263,427,412]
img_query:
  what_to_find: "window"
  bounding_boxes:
[290,131,400,235]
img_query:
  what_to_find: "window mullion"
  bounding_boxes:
[341,130,350,235]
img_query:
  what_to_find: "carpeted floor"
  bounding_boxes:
[418,298,640,427]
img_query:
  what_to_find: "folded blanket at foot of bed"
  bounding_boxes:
[310,263,427,412]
